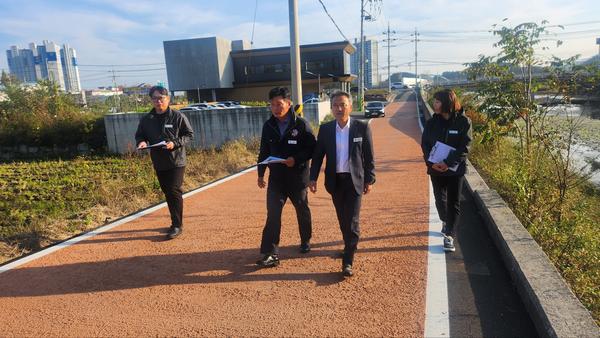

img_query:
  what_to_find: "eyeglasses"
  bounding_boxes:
[332,103,350,108]
[151,95,168,102]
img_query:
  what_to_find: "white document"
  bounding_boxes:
[428,141,459,172]
[258,156,286,165]
[138,140,167,150]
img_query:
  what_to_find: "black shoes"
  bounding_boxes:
[300,242,311,254]
[443,236,456,252]
[342,264,353,277]
[166,226,182,239]
[256,254,280,267]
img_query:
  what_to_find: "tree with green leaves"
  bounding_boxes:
[0,75,105,151]
[464,21,600,320]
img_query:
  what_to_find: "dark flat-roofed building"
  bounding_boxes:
[164,36,356,102]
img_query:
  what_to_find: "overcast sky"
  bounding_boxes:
[1,0,598,89]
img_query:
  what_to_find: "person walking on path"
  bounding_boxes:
[135,86,194,240]
[256,87,316,267]
[309,91,375,277]
[421,89,472,252]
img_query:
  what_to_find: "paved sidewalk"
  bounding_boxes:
[0,94,534,337]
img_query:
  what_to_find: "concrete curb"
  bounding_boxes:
[418,89,599,337]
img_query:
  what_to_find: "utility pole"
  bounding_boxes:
[359,0,365,110]
[111,67,120,113]
[411,28,420,88]
[358,0,381,109]
[288,0,302,109]
[383,22,397,92]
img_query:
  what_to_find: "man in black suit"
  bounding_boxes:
[309,91,375,277]
[256,87,316,267]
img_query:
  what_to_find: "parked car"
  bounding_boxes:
[179,107,203,113]
[364,101,386,118]
[391,82,409,90]
[218,100,242,107]
[188,103,212,110]
[303,98,320,104]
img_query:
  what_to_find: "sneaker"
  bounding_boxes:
[300,242,311,254]
[443,236,455,252]
[166,226,182,239]
[342,264,353,277]
[256,254,280,267]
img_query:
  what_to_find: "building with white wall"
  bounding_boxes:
[60,44,81,92]
[6,40,81,92]
[350,37,379,88]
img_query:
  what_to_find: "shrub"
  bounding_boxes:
[0,75,106,150]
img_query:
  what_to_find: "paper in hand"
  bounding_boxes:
[138,141,167,150]
[428,141,459,172]
[258,156,287,165]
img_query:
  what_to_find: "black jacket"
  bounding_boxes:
[421,109,472,176]
[257,110,316,192]
[135,107,194,171]
[310,118,376,195]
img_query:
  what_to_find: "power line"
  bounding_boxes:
[110,68,166,73]
[547,20,600,28]
[78,63,165,67]
[387,20,600,38]
[317,0,350,42]
[250,0,258,47]
[80,68,166,73]
[553,28,600,36]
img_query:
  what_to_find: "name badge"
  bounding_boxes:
[288,140,297,145]
[449,130,458,134]
[353,137,362,142]
[165,124,173,128]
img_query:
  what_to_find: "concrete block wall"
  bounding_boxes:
[188,107,271,149]
[105,112,144,154]
[104,103,331,154]
[303,101,331,126]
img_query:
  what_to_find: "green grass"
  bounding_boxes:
[0,139,259,262]
[470,137,600,324]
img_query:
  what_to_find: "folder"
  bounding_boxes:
[428,141,459,172]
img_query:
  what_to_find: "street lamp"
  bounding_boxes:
[305,70,321,99]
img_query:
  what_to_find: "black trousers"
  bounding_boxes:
[155,167,185,228]
[331,173,362,266]
[260,186,312,255]
[430,175,464,237]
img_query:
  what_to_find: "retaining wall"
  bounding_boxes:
[104,102,330,154]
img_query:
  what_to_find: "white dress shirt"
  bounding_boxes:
[336,118,351,173]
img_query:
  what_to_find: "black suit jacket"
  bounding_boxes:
[310,118,375,195]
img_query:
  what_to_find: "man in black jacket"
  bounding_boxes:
[256,87,316,267]
[309,91,375,277]
[135,86,193,240]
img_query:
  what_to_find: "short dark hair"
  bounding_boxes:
[330,90,352,103]
[268,87,291,100]
[433,89,461,114]
[149,85,169,98]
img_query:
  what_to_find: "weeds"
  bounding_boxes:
[470,136,600,323]
[0,139,259,263]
